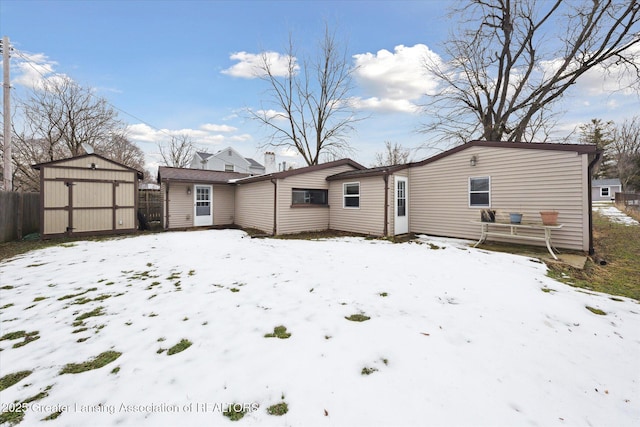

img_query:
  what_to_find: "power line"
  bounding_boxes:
[9,47,176,142]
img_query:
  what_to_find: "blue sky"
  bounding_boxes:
[1,0,637,174]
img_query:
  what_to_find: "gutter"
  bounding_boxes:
[587,151,603,255]
[383,171,389,236]
[270,178,277,235]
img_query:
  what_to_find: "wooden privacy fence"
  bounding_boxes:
[615,192,640,207]
[138,190,162,223]
[0,191,40,242]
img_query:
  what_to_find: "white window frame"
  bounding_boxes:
[600,187,610,197]
[469,176,491,208]
[225,164,234,172]
[343,182,360,209]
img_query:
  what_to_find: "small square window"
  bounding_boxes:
[469,177,490,207]
[225,164,234,172]
[343,183,360,208]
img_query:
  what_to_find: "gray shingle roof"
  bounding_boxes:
[157,167,249,183]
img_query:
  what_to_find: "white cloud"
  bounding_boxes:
[352,44,441,113]
[127,123,253,149]
[11,51,70,90]
[221,51,297,79]
[348,96,419,114]
[200,123,237,133]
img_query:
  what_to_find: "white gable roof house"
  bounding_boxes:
[189,147,267,175]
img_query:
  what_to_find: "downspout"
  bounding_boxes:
[383,171,389,237]
[270,178,277,235]
[165,180,170,230]
[587,151,603,256]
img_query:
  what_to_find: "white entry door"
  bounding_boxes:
[194,185,213,226]
[394,177,408,235]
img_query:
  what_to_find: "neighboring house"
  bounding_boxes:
[190,147,266,175]
[160,141,601,253]
[592,178,621,202]
[32,154,143,238]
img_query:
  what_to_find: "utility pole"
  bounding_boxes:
[1,36,11,191]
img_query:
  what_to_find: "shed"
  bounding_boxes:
[32,154,143,239]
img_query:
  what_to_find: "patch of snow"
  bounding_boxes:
[1,230,638,426]
[593,205,640,226]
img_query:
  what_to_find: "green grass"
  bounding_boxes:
[73,307,105,327]
[267,402,288,416]
[223,403,248,421]
[264,325,291,339]
[361,367,378,375]
[1,330,40,348]
[60,351,122,374]
[0,370,32,391]
[166,339,192,355]
[345,314,370,322]
[586,306,607,315]
[58,288,97,301]
[547,212,640,301]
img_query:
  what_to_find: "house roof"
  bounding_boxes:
[592,178,621,186]
[32,153,144,179]
[235,158,366,184]
[326,164,410,181]
[245,158,264,169]
[157,166,250,184]
[195,152,214,161]
[327,140,599,181]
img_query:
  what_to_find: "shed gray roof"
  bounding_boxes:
[157,167,249,184]
[592,178,621,186]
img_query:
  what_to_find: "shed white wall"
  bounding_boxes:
[592,185,621,202]
[409,146,590,251]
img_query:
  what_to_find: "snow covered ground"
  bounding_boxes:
[1,230,639,426]
[593,204,640,226]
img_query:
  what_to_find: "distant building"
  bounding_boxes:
[190,147,266,175]
[592,178,622,201]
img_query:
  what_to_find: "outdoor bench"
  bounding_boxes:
[471,221,563,260]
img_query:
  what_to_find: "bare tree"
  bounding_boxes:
[422,0,640,145]
[17,77,122,158]
[11,77,136,191]
[251,24,361,165]
[612,116,640,191]
[95,131,148,179]
[373,141,411,167]
[158,134,197,168]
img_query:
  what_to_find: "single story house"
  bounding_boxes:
[33,154,144,238]
[159,141,601,253]
[591,178,621,202]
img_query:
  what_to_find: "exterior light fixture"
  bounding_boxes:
[187,187,192,195]
[470,156,477,167]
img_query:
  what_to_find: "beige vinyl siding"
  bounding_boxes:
[235,180,274,234]
[45,157,130,170]
[276,165,354,235]
[165,182,194,229]
[212,184,235,225]
[43,168,133,182]
[39,155,138,237]
[43,181,68,208]
[44,210,68,234]
[409,146,589,251]
[329,176,387,235]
